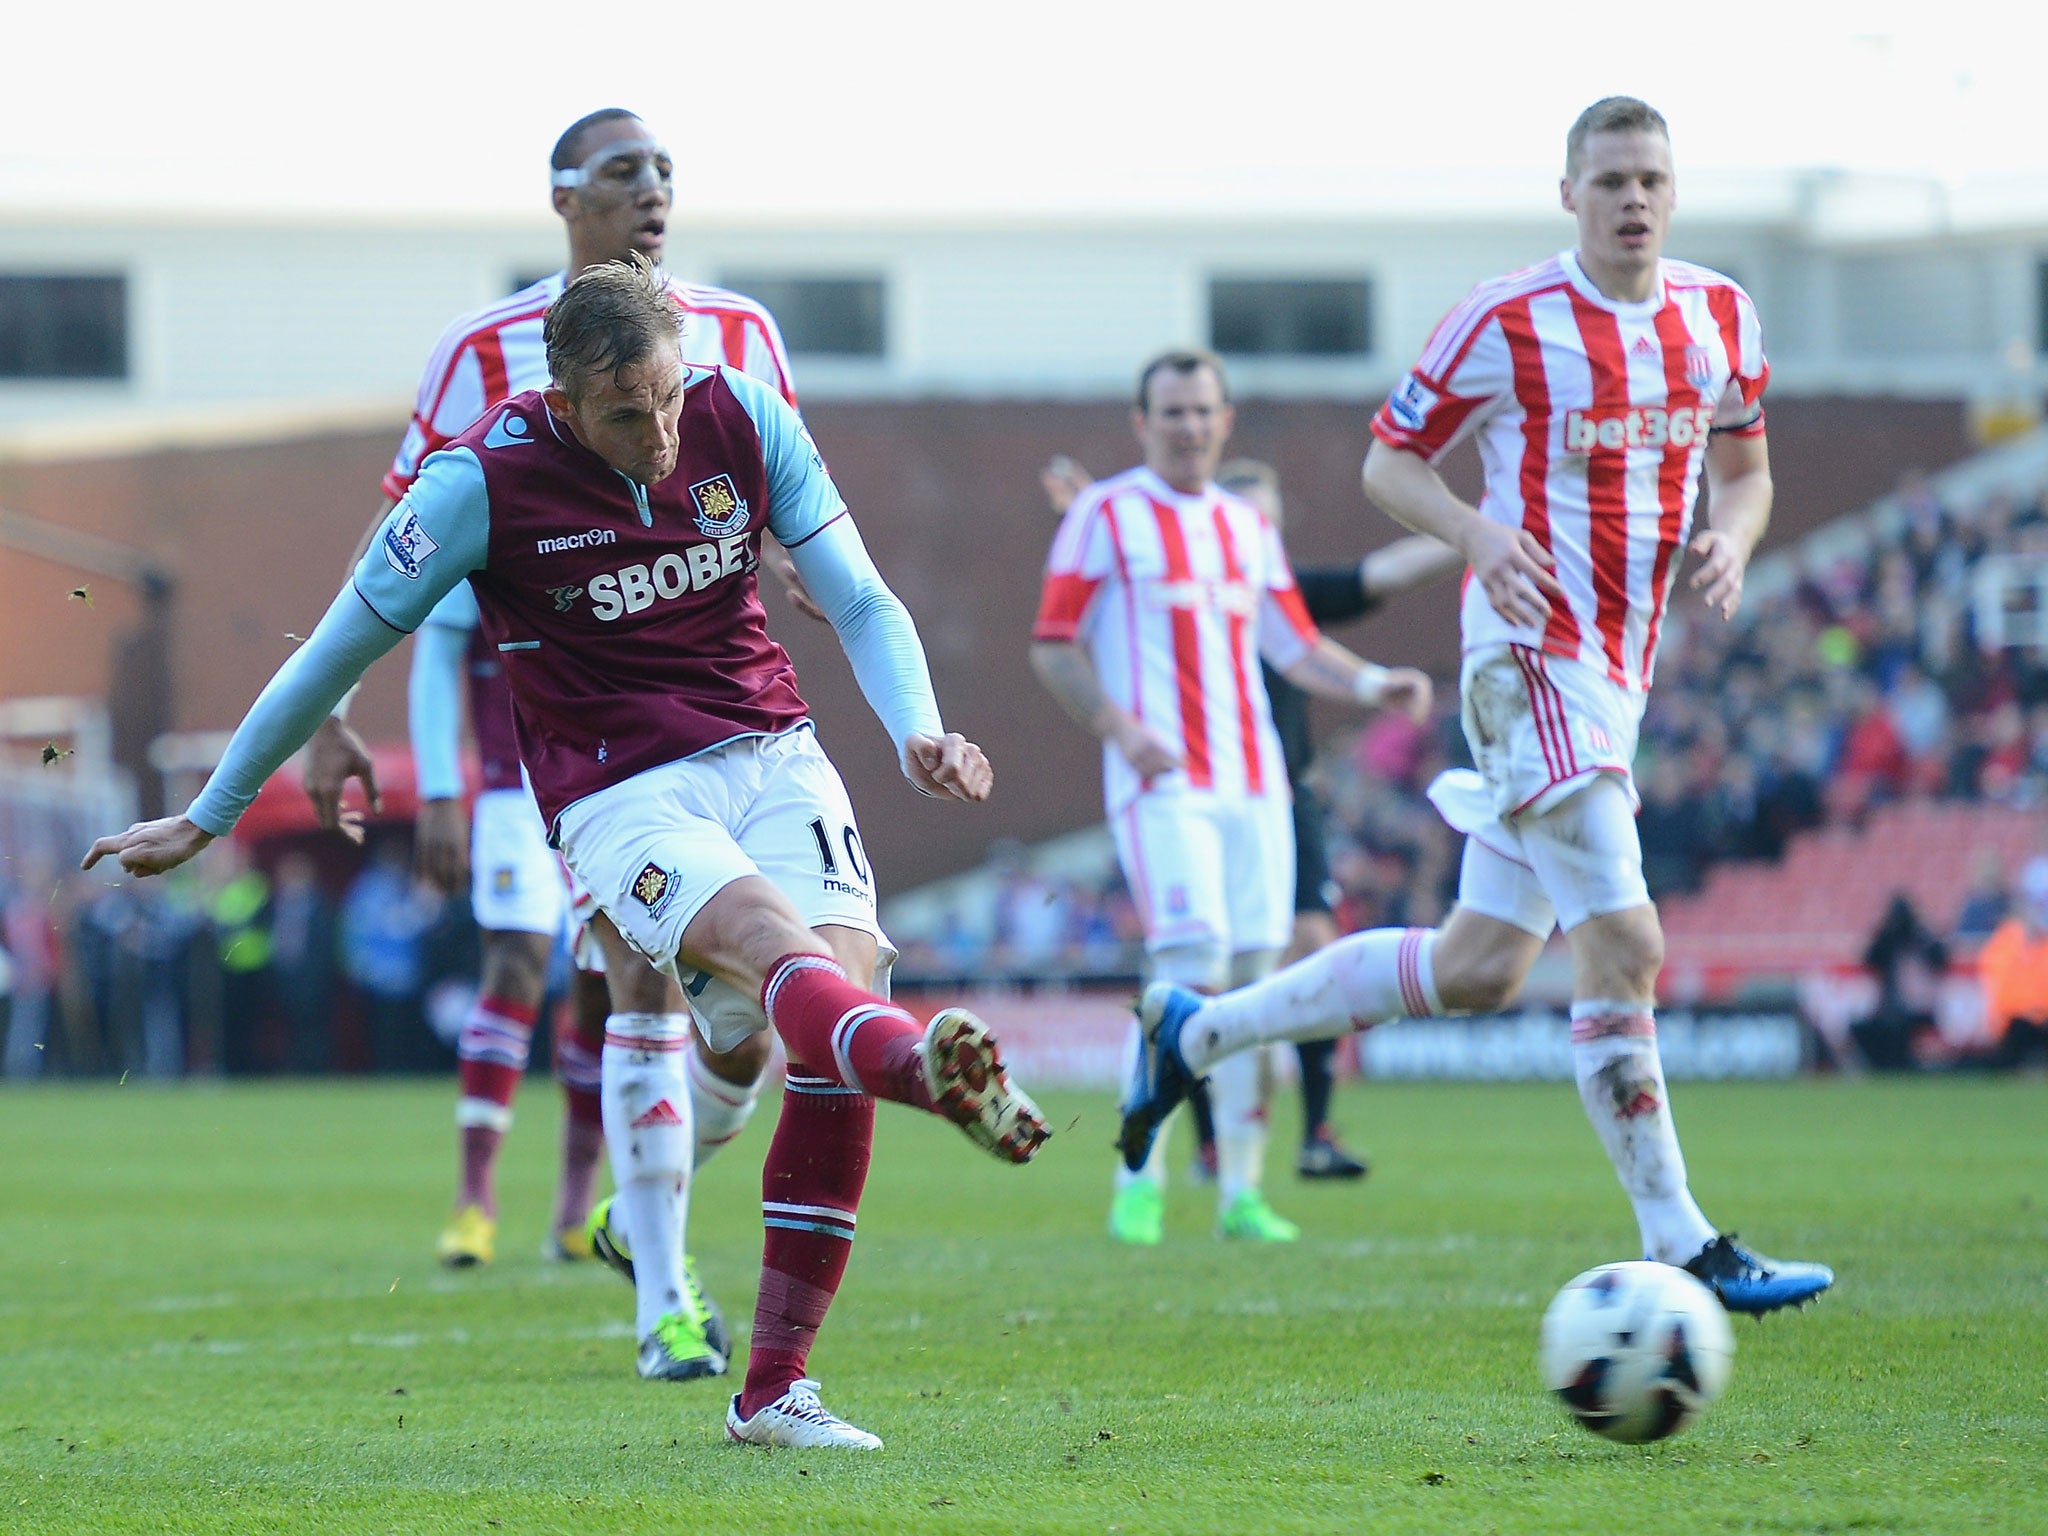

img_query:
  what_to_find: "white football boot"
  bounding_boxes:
[726,1379,883,1450]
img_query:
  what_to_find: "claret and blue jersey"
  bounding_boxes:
[186,359,947,841]
[356,365,847,827]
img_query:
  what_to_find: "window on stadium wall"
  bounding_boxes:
[718,275,887,357]
[1209,278,1373,358]
[0,274,127,380]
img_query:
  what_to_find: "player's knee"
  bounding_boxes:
[606,962,673,1014]
[1596,909,1664,992]
[1432,912,1540,1013]
[702,1025,772,1084]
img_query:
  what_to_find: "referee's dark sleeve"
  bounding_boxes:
[1295,565,1379,627]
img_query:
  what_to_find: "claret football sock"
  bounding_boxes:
[1181,928,1441,1076]
[602,1011,695,1339]
[760,953,932,1109]
[1569,1001,1715,1264]
[454,992,540,1213]
[740,1069,874,1419]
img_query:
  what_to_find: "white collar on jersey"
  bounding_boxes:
[1132,465,1218,504]
[1560,249,1667,321]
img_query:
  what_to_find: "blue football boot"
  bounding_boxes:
[1117,982,1205,1173]
[1682,1233,1834,1315]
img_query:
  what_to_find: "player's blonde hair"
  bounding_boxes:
[544,252,683,400]
[1565,97,1669,177]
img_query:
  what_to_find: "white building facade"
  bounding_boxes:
[4,168,2047,436]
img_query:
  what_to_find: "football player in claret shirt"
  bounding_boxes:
[86,255,1050,1451]
[315,109,798,1379]
[1030,348,1431,1247]
[1119,98,1833,1315]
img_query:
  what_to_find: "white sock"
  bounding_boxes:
[1569,1001,1715,1264]
[1182,928,1441,1076]
[1209,1045,1271,1205]
[686,1037,762,1168]
[600,1012,695,1340]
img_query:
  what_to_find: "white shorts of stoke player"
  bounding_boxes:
[469,785,573,938]
[553,723,895,1053]
[1430,642,1650,937]
[1109,776,1295,958]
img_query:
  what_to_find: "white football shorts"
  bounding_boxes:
[1455,643,1644,823]
[1110,781,1294,956]
[553,725,891,1051]
[1431,645,1650,933]
[469,786,571,937]
[566,834,898,1051]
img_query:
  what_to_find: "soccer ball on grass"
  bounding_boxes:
[1539,1260,1734,1443]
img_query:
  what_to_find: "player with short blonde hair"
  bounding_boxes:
[88,257,1050,1451]
[1120,99,1833,1314]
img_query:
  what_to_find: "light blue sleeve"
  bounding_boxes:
[782,513,944,761]
[719,366,848,546]
[351,447,491,633]
[186,590,408,835]
[421,579,481,632]
[409,619,470,803]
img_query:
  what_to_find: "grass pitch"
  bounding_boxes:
[2,1074,2043,1534]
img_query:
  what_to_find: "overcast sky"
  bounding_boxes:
[6,1,2040,222]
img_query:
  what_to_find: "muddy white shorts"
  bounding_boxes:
[1455,643,1643,823]
[1431,644,1651,933]
[1110,780,1294,956]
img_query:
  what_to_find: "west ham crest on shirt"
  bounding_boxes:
[689,474,750,538]
[1684,345,1715,391]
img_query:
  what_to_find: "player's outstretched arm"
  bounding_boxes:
[1691,430,1773,620]
[1364,439,1562,628]
[82,817,214,878]
[82,587,410,880]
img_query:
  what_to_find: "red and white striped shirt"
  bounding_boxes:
[1034,466,1321,813]
[1371,251,1768,691]
[382,270,797,501]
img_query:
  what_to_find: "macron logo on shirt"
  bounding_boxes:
[536,528,618,555]
[483,412,532,450]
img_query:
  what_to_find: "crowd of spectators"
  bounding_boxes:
[0,830,482,1081]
